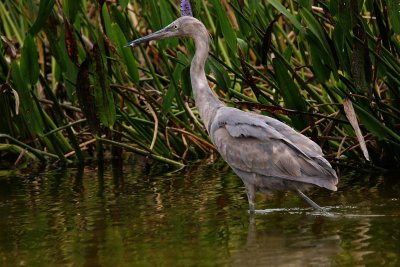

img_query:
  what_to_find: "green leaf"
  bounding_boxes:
[208,57,231,92]
[62,0,82,23]
[111,5,129,36]
[20,35,39,85]
[332,24,351,74]
[387,0,400,33]
[119,0,129,9]
[111,23,139,83]
[268,0,305,34]
[29,0,56,35]
[10,62,43,134]
[298,0,312,9]
[352,103,388,140]
[102,3,113,35]
[272,58,308,130]
[181,66,192,97]
[164,52,187,113]
[308,38,332,83]
[300,8,330,49]
[92,44,116,128]
[354,101,400,143]
[208,0,237,53]
[163,84,177,113]
[300,8,338,82]
[159,1,174,27]
[54,27,78,100]
[148,0,162,29]
[330,0,358,31]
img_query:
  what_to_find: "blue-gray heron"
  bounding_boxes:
[126,16,338,213]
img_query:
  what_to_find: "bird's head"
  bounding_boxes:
[125,16,207,47]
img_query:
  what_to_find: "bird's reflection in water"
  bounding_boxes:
[230,214,341,266]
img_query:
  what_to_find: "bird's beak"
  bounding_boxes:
[125,28,170,47]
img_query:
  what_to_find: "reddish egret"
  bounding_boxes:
[126,16,338,213]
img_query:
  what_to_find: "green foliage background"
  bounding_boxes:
[0,0,399,169]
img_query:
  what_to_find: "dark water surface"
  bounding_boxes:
[1,162,399,266]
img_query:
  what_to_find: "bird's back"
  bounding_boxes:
[209,107,338,193]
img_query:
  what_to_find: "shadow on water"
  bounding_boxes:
[0,161,400,266]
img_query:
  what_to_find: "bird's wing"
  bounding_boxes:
[210,107,338,190]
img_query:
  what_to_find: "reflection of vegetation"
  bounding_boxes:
[0,1,399,168]
[1,167,400,266]
[0,164,248,266]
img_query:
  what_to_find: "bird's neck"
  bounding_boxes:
[190,32,223,132]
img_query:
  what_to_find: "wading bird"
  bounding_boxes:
[126,16,338,213]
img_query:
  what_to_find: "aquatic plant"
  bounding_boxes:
[0,0,399,169]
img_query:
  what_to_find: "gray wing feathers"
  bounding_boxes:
[211,107,338,191]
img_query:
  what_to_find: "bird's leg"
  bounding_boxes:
[244,183,256,214]
[248,200,255,214]
[296,189,326,211]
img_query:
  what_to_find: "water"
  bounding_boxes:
[0,162,399,266]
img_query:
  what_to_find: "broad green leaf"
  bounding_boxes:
[181,66,192,97]
[300,8,329,48]
[387,0,400,33]
[164,52,192,114]
[62,0,82,23]
[300,7,337,69]
[55,27,78,100]
[209,0,237,53]
[330,0,358,30]
[163,83,177,113]
[10,62,43,134]
[272,58,307,130]
[354,100,400,144]
[163,53,187,113]
[20,35,39,85]
[308,38,332,83]
[237,38,249,57]
[29,0,56,35]
[249,0,258,10]
[159,1,174,27]
[111,23,139,83]
[102,4,113,35]
[352,103,390,140]
[148,0,162,29]
[111,5,129,36]
[208,57,231,92]
[92,44,116,128]
[332,24,351,74]
[300,8,338,81]
[298,0,312,9]
[38,101,73,155]
[248,0,259,17]
[268,0,305,33]
[191,0,202,18]
[119,0,129,9]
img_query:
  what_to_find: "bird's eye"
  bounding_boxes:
[174,25,178,30]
